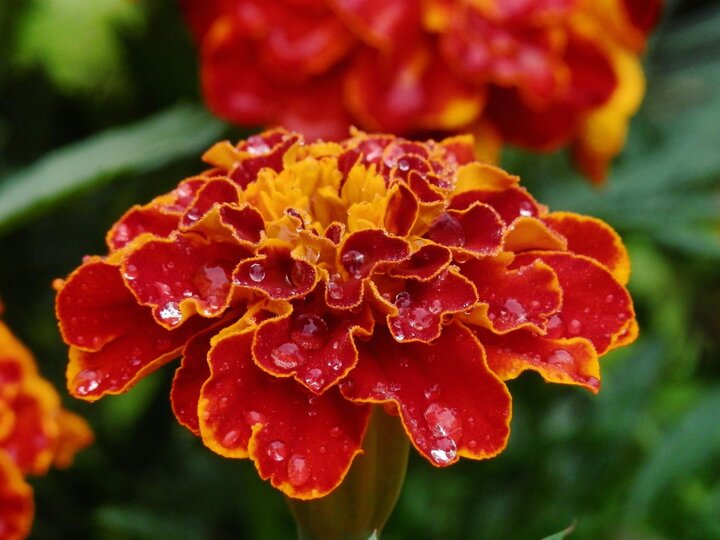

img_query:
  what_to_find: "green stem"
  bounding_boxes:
[285,406,410,540]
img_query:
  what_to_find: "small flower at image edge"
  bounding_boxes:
[0,312,94,540]
[179,0,662,182]
[55,129,636,534]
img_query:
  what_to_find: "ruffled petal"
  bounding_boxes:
[124,234,248,328]
[384,270,477,343]
[544,211,630,284]
[342,323,511,466]
[199,327,371,499]
[252,292,373,393]
[514,252,635,353]
[460,256,562,333]
[476,327,600,393]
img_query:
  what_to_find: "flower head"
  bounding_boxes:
[56,128,636,499]
[0,314,93,539]
[180,0,661,181]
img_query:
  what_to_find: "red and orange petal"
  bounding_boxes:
[342,323,511,466]
[181,0,660,180]
[57,260,215,401]
[199,327,370,499]
[0,451,33,540]
[55,127,638,498]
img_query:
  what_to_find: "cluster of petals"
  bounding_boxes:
[55,128,636,499]
[179,0,661,181]
[0,313,93,539]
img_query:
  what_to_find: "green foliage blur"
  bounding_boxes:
[0,0,718,538]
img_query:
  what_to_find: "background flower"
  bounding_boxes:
[0,314,93,539]
[179,0,661,181]
[56,129,635,499]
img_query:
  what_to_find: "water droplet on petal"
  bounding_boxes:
[605,294,615,303]
[194,265,229,305]
[428,299,443,314]
[267,440,288,462]
[547,349,575,367]
[408,306,433,330]
[288,260,306,287]
[271,343,304,370]
[341,250,366,278]
[430,437,457,464]
[291,314,329,350]
[287,454,310,486]
[546,314,564,338]
[123,264,138,281]
[567,319,582,335]
[73,370,101,396]
[327,274,344,300]
[329,426,343,438]
[249,263,266,283]
[304,368,325,391]
[244,410,264,426]
[327,357,342,371]
[427,213,466,247]
[222,430,240,447]
[424,403,463,440]
[504,298,527,323]
[424,384,441,401]
[158,302,182,325]
[394,291,412,309]
[467,440,478,449]
[518,201,534,217]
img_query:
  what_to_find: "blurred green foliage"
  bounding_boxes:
[0,0,718,538]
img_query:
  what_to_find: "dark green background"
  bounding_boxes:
[0,0,719,538]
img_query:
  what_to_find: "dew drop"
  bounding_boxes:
[605,294,615,303]
[546,314,564,338]
[194,265,229,302]
[504,298,527,323]
[287,454,310,486]
[304,368,325,391]
[123,264,138,281]
[291,314,329,350]
[408,306,433,331]
[424,383,441,401]
[244,410,264,426]
[158,302,182,325]
[428,299,443,314]
[327,275,344,300]
[327,357,343,371]
[547,349,575,367]
[249,263,266,283]
[467,440,478,449]
[341,250,366,278]
[267,440,288,462]
[73,370,101,396]
[518,201,535,217]
[329,426,343,438]
[222,430,240,447]
[288,260,306,287]
[430,437,457,465]
[427,213,466,247]
[394,291,412,309]
[397,158,410,171]
[271,343,303,370]
[567,319,583,335]
[424,403,463,440]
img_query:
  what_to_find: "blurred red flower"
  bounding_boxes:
[56,128,636,499]
[179,0,661,181]
[0,315,93,539]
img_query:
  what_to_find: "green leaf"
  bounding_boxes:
[14,0,143,95]
[541,522,576,540]
[625,387,720,521]
[0,104,226,235]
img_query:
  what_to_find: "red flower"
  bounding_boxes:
[0,316,94,539]
[179,0,661,181]
[55,129,636,499]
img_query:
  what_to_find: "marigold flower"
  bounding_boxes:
[0,315,93,539]
[179,0,661,181]
[55,128,636,500]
